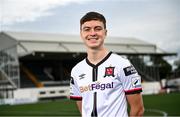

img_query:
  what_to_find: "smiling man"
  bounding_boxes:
[70,11,144,117]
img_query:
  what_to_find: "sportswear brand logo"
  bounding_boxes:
[79,82,114,93]
[79,73,86,80]
[104,66,115,77]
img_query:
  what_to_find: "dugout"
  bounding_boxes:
[0,31,177,92]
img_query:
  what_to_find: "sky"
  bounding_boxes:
[0,0,180,63]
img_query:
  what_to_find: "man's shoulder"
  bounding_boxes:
[72,58,86,71]
[111,52,128,61]
[111,52,131,66]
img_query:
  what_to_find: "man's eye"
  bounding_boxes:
[95,27,103,31]
[83,28,90,32]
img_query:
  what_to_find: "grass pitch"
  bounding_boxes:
[0,99,80,116]
[0,93,180,116]
[143,92,180,116]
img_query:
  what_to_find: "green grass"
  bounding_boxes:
[143,92,180,116]
[0,93,180,116]
[0,100,80,116]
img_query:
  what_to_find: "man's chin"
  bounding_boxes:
[89,46,99,49]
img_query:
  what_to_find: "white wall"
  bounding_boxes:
[142,82,161,95]
[0,86,69,105]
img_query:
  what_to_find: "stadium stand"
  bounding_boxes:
[20,64,43,88]
[0,31,177,104]
[130,56,160,81]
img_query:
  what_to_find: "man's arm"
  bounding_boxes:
[126,93,144,117]
[76,101,82,114]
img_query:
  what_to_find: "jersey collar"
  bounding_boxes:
[86,51,112,68]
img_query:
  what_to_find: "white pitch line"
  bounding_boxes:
[145,108,168,117]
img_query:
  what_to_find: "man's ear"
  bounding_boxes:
[80,30,82,36]
[105,29,107,36]
[80,30,83,40]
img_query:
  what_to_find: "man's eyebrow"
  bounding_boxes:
[83,25,102,28]
[82,26,90,29]
[94,26,103,28]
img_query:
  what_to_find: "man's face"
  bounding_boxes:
[80,20,107,49]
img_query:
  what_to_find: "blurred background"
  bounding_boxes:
[0,0,180,116]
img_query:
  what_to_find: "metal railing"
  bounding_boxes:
[0,46,20,98]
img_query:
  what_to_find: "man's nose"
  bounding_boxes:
[89,29,97,36]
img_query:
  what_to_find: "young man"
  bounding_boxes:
[70,11,144,117]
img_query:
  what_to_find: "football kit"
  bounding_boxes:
[70,52,142,117]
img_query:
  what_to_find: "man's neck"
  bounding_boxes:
[87,48,109,65]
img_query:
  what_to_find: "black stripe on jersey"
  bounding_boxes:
[125,89,142,95]
[91,67,98,117]
[70,96,82,100]
[93,67,98,81]
[91,92,98,117]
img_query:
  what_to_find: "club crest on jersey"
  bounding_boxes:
[104,66,115,77]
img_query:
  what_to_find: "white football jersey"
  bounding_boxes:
[70,52,142,117]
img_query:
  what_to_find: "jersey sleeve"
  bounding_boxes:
[119,59,142,95]
[70,74,82,101]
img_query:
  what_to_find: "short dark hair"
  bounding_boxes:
[80,11,106,29]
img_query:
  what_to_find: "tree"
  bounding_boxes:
[173,58,180,78]
[152,56,172,79]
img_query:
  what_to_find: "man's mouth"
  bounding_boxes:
[87,38,98,40]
